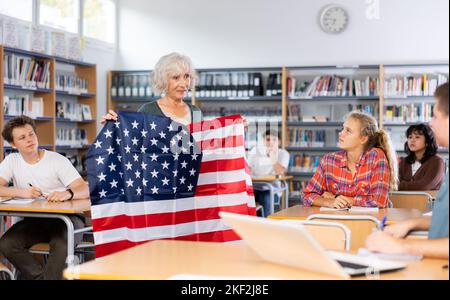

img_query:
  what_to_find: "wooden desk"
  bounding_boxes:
[268,205,425,225]
[0,198,91,214]
[252,176,294,182]
[63,240,449,280]
[0,198,91,269]
[268,205,426,250]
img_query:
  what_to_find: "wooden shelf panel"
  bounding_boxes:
[287,121,343,127]
[4,84,53,93]
[1,45,97,162]
[56,91,96,98]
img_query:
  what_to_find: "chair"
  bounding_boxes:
[306,214,380,250]
[255,204,265,218]
[28,226,95,264]
[253,181,289,216]
[389,191,436,211]
[0,261,14,280]
[278,220,351,252]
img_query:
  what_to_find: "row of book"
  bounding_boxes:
[60,152,87,174]
[288,154,322,173]
[56,73,89,94]
[3,95,44,118]
[288,75,380,98]
[111,74,153,98]
[202,107,282,123]
[3,54,51,89]
[56,128,89,147]
[56,101,93,121]
[287,104,378,122]
[288,130,326,147]
[384,74,448,97]
[195,72,282,98]
[384,103,434,124]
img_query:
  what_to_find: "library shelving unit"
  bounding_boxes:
[108,70,166,113]
[108,67,285,151]
[106,63,449,205]
[285,64,382,201]
[381,63,449,155]
[0,45,97,177]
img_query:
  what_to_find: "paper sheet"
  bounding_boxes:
[320,207,349,212]
[0,199,35,205]
[348,207,379,213]
[358,248,423,261]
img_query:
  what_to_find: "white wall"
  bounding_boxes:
[117,0,449,69]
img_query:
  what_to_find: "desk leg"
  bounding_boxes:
[0,213,75,271]
[267,185,275,216]
[284,180,289,209]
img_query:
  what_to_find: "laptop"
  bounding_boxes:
[219,212,407,279]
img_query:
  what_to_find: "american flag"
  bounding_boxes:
[87,112,255,257]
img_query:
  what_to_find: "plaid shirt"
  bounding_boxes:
[302,148,391,208]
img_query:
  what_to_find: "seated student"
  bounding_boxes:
[0,116,89,280]
[248,129,290,217]
[398,124,445,190]
[302,111,398,208]
[366,83,449,259]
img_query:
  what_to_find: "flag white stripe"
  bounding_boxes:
[93,219,231,245]
[197,169,247,185]
[201,146,246,162]
[192,124,244,142]
[91,192,252,219]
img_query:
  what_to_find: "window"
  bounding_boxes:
[0,0,33,22]
[83,0,115,44]
[40,0,80,33]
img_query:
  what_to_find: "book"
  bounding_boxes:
[288,129,326,147]
[67,36,81,61]
[51,32,67,58]
[288,75,379,98]
[195,71,279,98]
[56,72,88,94]
[384,73,448,97]
[3,95,44,117]
[2,18,19,48]
[82,104,92,120]
[3,54,51,88]
[384,103,434,124]
[30,25,45,53]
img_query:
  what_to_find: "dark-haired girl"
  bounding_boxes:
[398,124,445,190]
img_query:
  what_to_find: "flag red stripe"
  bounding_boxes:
[92,203,251,232]
[189,114,243,133]
[199,135,244,151]
[94,229,242,258]
[195,180,248,196]
[199,157,245,173]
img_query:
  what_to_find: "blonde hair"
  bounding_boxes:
[346,111,399,191]
[151,52,196,95]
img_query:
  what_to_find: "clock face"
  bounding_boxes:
[320,5,349,34]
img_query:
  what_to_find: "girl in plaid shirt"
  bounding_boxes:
[303,112,398,208]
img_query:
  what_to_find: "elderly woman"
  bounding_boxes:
[102,52,202,125]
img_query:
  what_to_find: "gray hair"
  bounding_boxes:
[151,52,196,95]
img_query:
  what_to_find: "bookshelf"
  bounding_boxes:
[106,63,449,203]
[0,45,97,177]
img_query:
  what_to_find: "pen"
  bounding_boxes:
[380,216,387,231]
[28,183,44,197]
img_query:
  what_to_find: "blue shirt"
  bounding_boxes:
[429,173,449,239]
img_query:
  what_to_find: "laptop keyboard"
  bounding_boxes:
[336,260,369,270]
